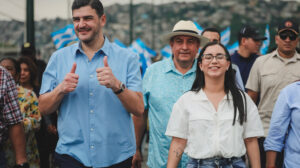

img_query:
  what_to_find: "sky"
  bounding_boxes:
[0,0,203,21]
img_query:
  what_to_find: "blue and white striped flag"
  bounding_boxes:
[260,25,270,55]
[226,41,239,55]
[221,27,231,46]
[160,45,172,59]
[51,24,78,49]
[193,21,204,34]
[129,38,156,76]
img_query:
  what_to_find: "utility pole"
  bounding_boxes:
[26,0,35,45]
[151,0,155,49]
[129,0,134,44]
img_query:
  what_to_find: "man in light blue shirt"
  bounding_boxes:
[38,0,144,167]
[264,81,300,168]
[132,20,209,168]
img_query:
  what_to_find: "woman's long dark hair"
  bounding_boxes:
[191,42,247,125]
[18,56,40,95]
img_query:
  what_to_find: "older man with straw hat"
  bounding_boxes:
[132,20,209,168]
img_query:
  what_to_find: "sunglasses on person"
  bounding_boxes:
[279,31,298,41]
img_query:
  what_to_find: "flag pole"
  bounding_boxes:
[129,0,134,44]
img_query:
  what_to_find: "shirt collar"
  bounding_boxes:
[273,49,300,63]
[72,36,111,58]
[164,56,197,75]
[198,89,233,101]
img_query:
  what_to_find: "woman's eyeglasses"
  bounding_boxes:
[279,31,298,41]
[202,54,227,62]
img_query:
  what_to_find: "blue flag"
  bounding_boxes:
[221,27,231,46]
[193,21,204,34]
[51,24,78,49]
[260,25,270,55]
[226,41,239,55]
[129,38,156,77]
[160,45,172,58]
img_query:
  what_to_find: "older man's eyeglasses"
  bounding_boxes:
[202,54,227,61]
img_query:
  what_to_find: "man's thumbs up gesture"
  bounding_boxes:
[60,63,79,94]
[96,56,120,92]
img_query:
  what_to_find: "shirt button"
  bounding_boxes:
[90,128,94,131]
[90,145,94,149]
[90,92,93,96]
[90,75,94,78]
[90,110,94,113]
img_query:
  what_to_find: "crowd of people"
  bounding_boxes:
[0,0,299,168]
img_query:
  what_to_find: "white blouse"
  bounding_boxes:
[165,89,264,159]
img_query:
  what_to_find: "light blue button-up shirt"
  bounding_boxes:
[143,57,196,168]
[40,38,142,167]
[264,81,300,168]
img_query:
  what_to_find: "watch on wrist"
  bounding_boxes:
[14,162,29,168]
[114,82,126,94]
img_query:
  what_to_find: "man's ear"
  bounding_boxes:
[100,14,106,26]
[241,37,247,45]
[275,35,279,46]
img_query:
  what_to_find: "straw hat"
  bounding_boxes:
[163,20,209,47]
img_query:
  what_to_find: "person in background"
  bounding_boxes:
[1,57,41,168]
[21,42,47,85]
[0,65,28,168]
[201,27,244,90]
[264,80,300,168]
[246,19,300,168]
[166,42,263,168]
[201,27,221,42]
[132,20,209,168]
[21,44,59,168]
[18,57,39,95]
[231,25,267,86]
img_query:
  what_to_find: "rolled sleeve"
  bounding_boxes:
[126,52,142,92]
[165,97,188,139]
[264,90,290,152]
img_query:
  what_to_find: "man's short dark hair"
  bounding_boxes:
[201,27,221,38]
[72,0,104,17]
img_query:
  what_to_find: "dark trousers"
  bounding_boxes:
[0,146,6,168]
[54,152,133,168]
[258,137,284,168]
[36,115,58,168]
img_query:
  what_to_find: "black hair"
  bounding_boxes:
[18,56,39,92]
[201,27,221,41]
[72,0,104,17]
[0,57,20,74]
[201,27,220,36]
[191,41,247,125]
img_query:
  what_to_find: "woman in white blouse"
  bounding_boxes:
[166,42,263,168]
